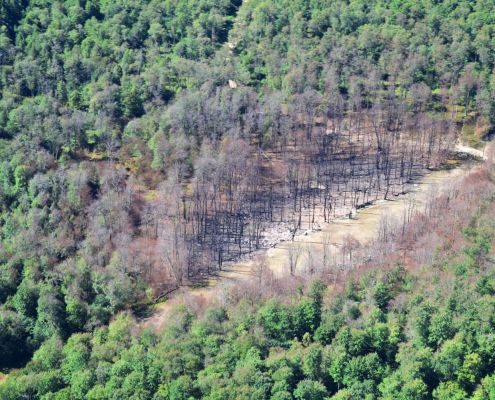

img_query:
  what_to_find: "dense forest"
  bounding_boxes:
[2,152,495,399]
[1,0,495,396]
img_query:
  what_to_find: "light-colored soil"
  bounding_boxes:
[142,144,490,331]
[454,143,487,160]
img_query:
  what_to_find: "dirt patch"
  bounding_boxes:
[141,144,491,331]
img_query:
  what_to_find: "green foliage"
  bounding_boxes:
[1,0,495,397]
[3,236,495,400]
[432,381,468,400]
[293,380,327,400]
[0,308,31,366]
[373,282,392,310]
[472,374,495,399]
[258,300,294,346]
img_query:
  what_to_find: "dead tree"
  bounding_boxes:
[288,244,302,276]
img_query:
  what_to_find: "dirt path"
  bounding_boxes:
[142,145,489,331]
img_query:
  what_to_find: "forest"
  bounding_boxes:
[2,149,495,399]
[1,0,495,398]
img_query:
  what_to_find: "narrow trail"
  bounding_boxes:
[142,142,491,331]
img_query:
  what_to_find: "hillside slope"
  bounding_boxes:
[2,160,495,399]
[1,0,495,384]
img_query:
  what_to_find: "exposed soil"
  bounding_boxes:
[141,142,490,331]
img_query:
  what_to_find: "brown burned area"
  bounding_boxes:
[143,146,493,331]
[128,108,480,311]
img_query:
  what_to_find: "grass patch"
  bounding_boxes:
[443,159,462,169]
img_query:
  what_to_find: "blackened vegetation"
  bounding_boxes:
[145,91,453,292]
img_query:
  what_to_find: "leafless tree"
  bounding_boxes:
[288,243,302,276]
[252,253,269,287]
[341,234,360,266]
[322,234,333,271]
